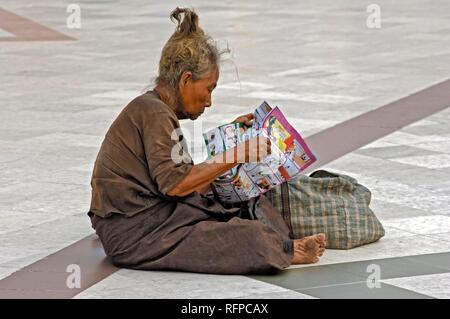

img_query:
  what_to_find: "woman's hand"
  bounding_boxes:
[231,113,254,128]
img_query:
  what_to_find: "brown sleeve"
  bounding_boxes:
[141,111,193,195]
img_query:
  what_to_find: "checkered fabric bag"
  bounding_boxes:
[265,170,385,249]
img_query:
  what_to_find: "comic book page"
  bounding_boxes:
[204,101,317,204]
[203,122,244,180]
[259,106,316,178]
[253,101,272,131]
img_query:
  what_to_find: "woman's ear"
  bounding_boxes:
[179,71,193,87]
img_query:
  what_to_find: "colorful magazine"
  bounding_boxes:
[202,101,316,204]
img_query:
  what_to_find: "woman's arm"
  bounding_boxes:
[167,136,271,197]
[167,158,235,197]
[194,183,212,195]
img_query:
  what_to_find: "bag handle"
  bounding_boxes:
[281,182,294,238]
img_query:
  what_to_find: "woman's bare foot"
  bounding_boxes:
[291,233,326,264]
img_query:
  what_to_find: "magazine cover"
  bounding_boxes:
[202,101,316,204]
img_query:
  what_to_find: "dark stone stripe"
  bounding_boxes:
[0,8,75,41]
[0,235,117,298]
[296,282,435,299]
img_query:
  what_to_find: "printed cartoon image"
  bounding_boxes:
[231,175,243,188]
[209,143,216,156]
[280,156,301,179]
[287,139,310,168]
[256,177,271,190]
[277,166,290,181]
[301,153,310,162]
[222,124,238,149]
[263,148,285,171]
[243,163,273,180]
[236,170,260,198]
[263,116,291,152]
[204,128,224,157]
[254,101,272,130]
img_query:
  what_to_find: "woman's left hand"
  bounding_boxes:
[231,113,254,127]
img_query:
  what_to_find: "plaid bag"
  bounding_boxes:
[265,170,385,249]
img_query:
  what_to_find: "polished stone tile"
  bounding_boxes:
[0,267,16,280]
[406,119,440,127]
[296,282,433,299]
[382,216,450,235]
[383,273,450,299]
[219,81,274,91]
[242,90,363,104]
[324,156,450,211]
[90,89,141,101]
[358,139,398,150]
[291,233,450,267]
[406,252,450,271]
[237,290,315,299]
[379,131,450,146]
[75,269,293,299]
[355,145,442,160]
[0,210,61,235]
[370,199,436,220]
[403,124,450,139]
[17,132,104,150]
[389,154,450,169]
[381,226,417,239]
[0,183,91,216]
[0,28,15,38]
[427,232,450,244]
[0,247,48,269]
[325,153,450,189]
[0,214,92,252]
[250,266,364,291]
[413,140,450,154]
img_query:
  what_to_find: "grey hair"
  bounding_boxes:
[155,7,228,89]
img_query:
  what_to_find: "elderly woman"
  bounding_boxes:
[88,8,325,274]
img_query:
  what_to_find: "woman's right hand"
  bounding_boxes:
[235,136,272,163]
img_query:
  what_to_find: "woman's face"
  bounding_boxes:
[179,66,219,120]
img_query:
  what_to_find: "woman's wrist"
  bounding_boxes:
[196,183,212,194]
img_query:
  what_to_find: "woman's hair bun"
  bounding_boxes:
[170,7,204,37]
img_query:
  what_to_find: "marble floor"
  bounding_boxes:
[1,0,450,299]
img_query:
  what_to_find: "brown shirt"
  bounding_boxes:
[89,91,194,218]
